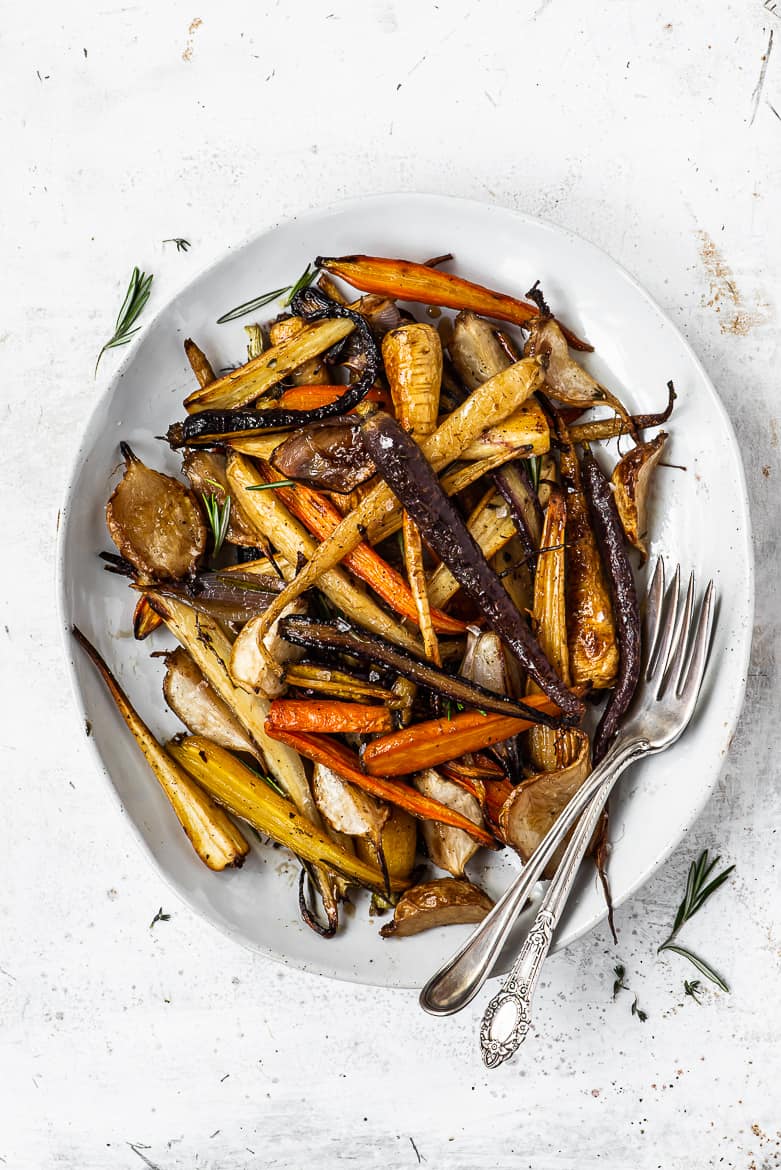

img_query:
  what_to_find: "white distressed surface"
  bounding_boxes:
[1,1,780,1166]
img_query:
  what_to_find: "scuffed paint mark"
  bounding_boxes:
[749,28,773,125]
[182,17,203,63]
[697,231,769,335]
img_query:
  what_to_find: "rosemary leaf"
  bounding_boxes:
[217,287,290,325]
[245,480,295,492]
[662,945,730,993]
[282,263,317,306]
[96,266,154,374]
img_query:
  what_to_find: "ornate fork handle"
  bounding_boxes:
[479,745,645,1068]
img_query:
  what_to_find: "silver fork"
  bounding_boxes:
[419,561,716,1066]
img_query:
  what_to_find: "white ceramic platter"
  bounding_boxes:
[57,194,753,988]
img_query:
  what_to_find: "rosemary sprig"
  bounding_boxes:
[202,493,231,558]
[216,264,318,324]
[245,480,295,492]
[684,978,702,1004]
[658,849,734,992]
[528,454,542,492]
[96,266,154,374]
[163,237,190,252]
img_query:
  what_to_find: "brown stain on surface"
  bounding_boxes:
[182,17,203,62]
[696,230,768,336]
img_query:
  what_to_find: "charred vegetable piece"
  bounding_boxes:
[184,318,353,412]
[568,381,676,444]
[72,628,249,870]
[312,762,389,861]
[557,417,619,690]
[361,695,562,777]
[278,616,560,725]
[524,317,632,429]
[105,443,207,580]
[275,384,390,412]
[137,574,283,629]
[610,431,667,563]
[460,630,521,775]
[256,467,465,635]
[182,449,260,547]
[162,647,259,754]
[226,453,423,656]
[133,594,163,640]
[581,447,642,762]
[413,769,485,877]
[499,730,591,879]
[459,400,550,461]
[184,338,217,388]
[267,699,395,735]
[271,419,374,493]
[319,254,542,329]
[169,288,379,445]
[360,414,584,722]
[283,662,403,706]
[263,726,499,848]
[241,356,544,643]
[169,737,405,893]
[230,599,308,698]
[426,488,518,610]
[380,877,494,938]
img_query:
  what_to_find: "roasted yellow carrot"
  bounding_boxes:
[132,594,163,640]
[184,338,217,389]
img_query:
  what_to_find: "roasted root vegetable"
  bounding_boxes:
[361,695,562,777]
[383,322,443,664]
[182,449,259,547]
[254,466,465,635]
[379,877,494,937]
[184,338,217,388]
[133,594,163,640]
[229,599,308,698]
[72,627,249,870]
[448,310,510,390]
[263,726,498,848]
[267,699,395,735]
[360,413,584,721]
[426,488,518,610]
[524,317,632,428]
[106,443,206,580]
[271,420,375,493]
[283,662,403,706]
[557,419,619,691]
[267,316,332,385]
[567,380,676,445]
[319,254,543,329]
[610,431,667,563]
[169,737,405,893]
[277,616,561,725]
[162,647,259,754]
[499,731,591,878]
[356,806,417,883]
[413,769,485,876]
[581,447,642,763]
[184,318,353,412]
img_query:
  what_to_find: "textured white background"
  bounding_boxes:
[2,1,780,1167]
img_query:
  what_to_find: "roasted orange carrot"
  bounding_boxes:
[264,725,498,848]
[255,463,467,636]
[361,695,561,777]
[267,699,394,735]
[132,594,163,640]
[276,384,391,411]
[318,254,592,350]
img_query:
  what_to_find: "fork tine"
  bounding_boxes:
[677,580,715,706]
[643,558,665,670]
[647,563,680,683]
[660,572,695,697]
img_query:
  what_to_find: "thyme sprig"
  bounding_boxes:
[96,266,153,374]
[202,493,231,558]
[684,979,702,1004]
[216,264,318,324]
[163,237,190,252]
[658,849,734,992]
[612,964,647,1022]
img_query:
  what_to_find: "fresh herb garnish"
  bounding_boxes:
[245,480,295,492]
[202,493,231,558]
[684,979,702,1004]
[216,264,318,324]
[149,907,171,928]
[657,849,733,992]
[528,454,542,492]
[243,761,286,799]
[612,963,647,1021]
[163,237,190,252]
[96,266,153,374]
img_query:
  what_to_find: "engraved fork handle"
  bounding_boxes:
[419,737,646,1018]
[479,740,647,1068]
